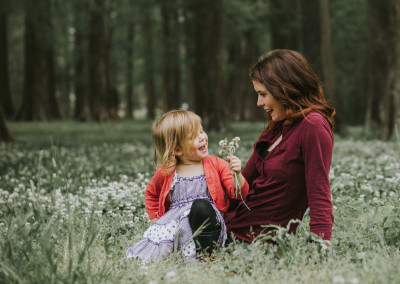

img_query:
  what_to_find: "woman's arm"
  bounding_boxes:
[302,115,334,240]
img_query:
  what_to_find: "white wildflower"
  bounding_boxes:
[333,275,345,284]
[166,271,178,283]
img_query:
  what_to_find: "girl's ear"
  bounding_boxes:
[174,147,183,156]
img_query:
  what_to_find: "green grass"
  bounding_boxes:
[1,121,399,283]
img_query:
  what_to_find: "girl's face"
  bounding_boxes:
[253,80,286,122]
[178,125,209,164]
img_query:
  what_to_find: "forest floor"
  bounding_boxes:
[1,121,399,283]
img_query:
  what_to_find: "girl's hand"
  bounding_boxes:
[150,218,159,226]
[227,155,242,174]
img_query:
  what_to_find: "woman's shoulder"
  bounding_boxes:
[302,112,331,129]
[300,112,333,140]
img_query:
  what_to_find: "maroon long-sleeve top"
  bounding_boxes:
[224,112,334,242]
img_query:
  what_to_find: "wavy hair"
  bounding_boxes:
[250,49,335,132]
[152,110,201,175]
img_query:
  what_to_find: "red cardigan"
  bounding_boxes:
[145,155,249,220]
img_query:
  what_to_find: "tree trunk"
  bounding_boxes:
[0,108,14,143]
[0,11,14,119]
[106,28,119,120]
[161,0,180,111]
[242,31,265,121]
[380,0,400,140]
[224,37,242,121]
[182,0,195,110]
[394,3,400,138]
[301,0,322,77]
[73,0,91,120]
[125,22,135,119]
[88,0,110,121]
[143,6,155,119]
[302,0,346,135]
[320,0,347,135]
[269,0,300,50]
[193,0,224,131]
[225,30,263,121]
[17,0,60,121]
[170,7,181,110]
[365,0,400,140]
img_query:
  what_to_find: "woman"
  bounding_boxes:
[225,49,335,242]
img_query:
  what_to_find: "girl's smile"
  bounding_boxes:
[177,127,209,164]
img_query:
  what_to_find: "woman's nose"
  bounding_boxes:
[257,95,263,107]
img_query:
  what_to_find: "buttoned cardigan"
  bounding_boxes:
[145,155,249,220]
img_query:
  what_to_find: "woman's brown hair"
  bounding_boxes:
[250,49,335,131]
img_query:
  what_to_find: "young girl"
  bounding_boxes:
[126,110,248,262]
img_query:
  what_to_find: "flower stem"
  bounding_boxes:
[234,172,250,211]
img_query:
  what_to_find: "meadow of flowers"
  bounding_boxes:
[0,121,399,283]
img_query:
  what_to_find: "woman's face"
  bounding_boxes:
[253,80,286,122]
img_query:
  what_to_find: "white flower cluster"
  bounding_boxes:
[218,137,240,157]
[0,173,150,230]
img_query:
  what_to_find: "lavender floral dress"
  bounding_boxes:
[126,172,227,263]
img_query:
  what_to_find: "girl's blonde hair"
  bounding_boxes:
[153,110,202,175]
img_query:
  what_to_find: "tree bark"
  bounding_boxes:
[269,0,300,50]
[125,22,135,119]
[88,0,110,121]
[301,0,322,77]
[161,0,181,111]
[193,0,224,131]
[0,108,14,143]
[170,7,181,111]
[143,6,155,119]
[106,28,119,120]
[242,31,265,121]
[320,0,347,135]
[302,0,346,135]
[182,0,195,110]
[73,0,91,120]
[17,0,60,121]
[365,0,400,140]
[0,11,14,119]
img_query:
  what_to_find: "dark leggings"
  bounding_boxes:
[188,199,221,254]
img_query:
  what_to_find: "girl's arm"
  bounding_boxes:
[219,156,249,199]
[227,156,246,188]
[144,169,164,220]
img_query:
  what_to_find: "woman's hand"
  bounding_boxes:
[150,218,159,226]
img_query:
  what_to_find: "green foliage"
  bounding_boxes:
[1,121,400,283]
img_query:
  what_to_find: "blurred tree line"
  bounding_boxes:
[1,0,400,142]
